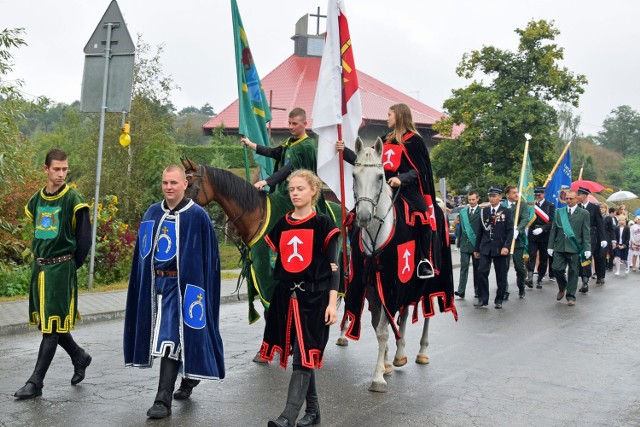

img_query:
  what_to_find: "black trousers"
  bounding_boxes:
[580,240,606,279]
[528,239,550,278]
[477,254,508,304]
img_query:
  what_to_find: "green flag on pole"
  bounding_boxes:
[520,152,535,221]
[231,0,273,181]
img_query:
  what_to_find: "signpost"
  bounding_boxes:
[80,0,134,289]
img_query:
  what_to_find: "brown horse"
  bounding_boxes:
[181,157,342,324]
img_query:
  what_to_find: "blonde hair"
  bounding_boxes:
[163,164,186,180]
[617,215,627,223]
[387,103,420,142]
[288,169,322,206]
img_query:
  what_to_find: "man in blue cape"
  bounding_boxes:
[124,164,225,419]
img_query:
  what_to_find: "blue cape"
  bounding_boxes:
[123,200,225,380]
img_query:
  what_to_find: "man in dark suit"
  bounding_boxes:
[548,190,591,306]
[504,185,530,299]
[603,205,618,271]
[455,190,481,299]
[575,186,607,291]
[526,187,555,289]
[474,186,514,309]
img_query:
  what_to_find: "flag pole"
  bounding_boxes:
[337,124,348,280]
[543,141,572,187]
[511,135,530,254]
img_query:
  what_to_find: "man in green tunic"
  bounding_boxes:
[14,149,92,399]
[241,107,328,215]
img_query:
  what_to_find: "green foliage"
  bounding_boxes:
[88,194,135,285]
[432,20,587,192]
[0,264,30,297]
[174,113,211,146]
[594,105,640,156]
[621,156,640,194]
[178,145,257,168]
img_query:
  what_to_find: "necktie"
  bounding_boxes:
[470,208,474,215]
[491,207,495,216]
[569,208,572,216]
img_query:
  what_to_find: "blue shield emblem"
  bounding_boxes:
[183,284,206,329]
[155,220,177,262]
[138,221,154,258]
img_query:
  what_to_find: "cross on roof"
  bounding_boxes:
[310,6,326,35]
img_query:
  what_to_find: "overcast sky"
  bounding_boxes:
[3,0,639,135]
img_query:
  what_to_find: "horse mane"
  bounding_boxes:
[203,165,266,212]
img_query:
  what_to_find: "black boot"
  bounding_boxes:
[147,357,179,419]
[174,377,200,400]
[268,369,311,427]
[579,277,589,293]
[297,370,321,426]
[14,334,59,399]
[57,333,92,385]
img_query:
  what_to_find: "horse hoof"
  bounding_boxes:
[252,351,268,364]
[369,381,388,393]
[393,356,407,367]
[336,337,349,346]
[415,354,430,364]
[384,363,393,375]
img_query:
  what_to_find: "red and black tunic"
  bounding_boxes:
[260,211,340,369]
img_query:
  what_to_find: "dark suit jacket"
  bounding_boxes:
[459,205,481,254]
[504,200,529,249]
[603,214,617,243]
[614,226,631,248]
[581,202,605,243]
[548,206,591,254]
[529,200,555,242]
[475,205,514,256]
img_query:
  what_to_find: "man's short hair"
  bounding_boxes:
[504,185,517,194]
[45,148,68,167]
[163,164,186,180]
[467,190,480,198]
[289,107,306,121]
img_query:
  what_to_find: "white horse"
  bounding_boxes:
[341,137,431,393]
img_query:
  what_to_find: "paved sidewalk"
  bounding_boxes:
[0,252,461,336]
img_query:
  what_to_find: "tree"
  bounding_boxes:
[432,20,587,192]
[0,28,46,263]
[594,105,640,156]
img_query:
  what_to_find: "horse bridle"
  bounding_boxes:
[353,161,397,224]
[185,163,209,204]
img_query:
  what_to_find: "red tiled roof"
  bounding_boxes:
[204,54,462,137]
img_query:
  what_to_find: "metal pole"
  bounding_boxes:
[88,22,114,290]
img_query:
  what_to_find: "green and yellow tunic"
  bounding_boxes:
[25,185,89,333]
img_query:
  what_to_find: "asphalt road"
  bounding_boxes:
[1,271,639,427]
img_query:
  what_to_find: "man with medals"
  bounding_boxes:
[547,189,591,306]
[474,186,514,309]
[124,165,225,419]
[575,186,607,291]
[503,185,530,299]
[15,149,92,400]
[526,187,555,288]
[455,190,481,299]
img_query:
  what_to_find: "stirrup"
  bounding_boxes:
[417,259,435,279]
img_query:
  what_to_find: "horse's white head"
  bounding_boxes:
[353,137,390,228]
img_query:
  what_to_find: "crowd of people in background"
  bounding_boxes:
[449,187,639,308]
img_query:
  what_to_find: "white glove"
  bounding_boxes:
[532,228,543,236]
[513,227,519,240]
[547,249,554,257]
[600,240,607,248]
[584,251,592,259]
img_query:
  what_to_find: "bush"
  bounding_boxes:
[0,264,30,297]
[178,145,258,168]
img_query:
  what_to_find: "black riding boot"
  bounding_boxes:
[268,368,311,427]
[57,332,92,385]
[14,333,59,399]
[173,377,200,400]
[147,357,179,419]
[297,370,321,427]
